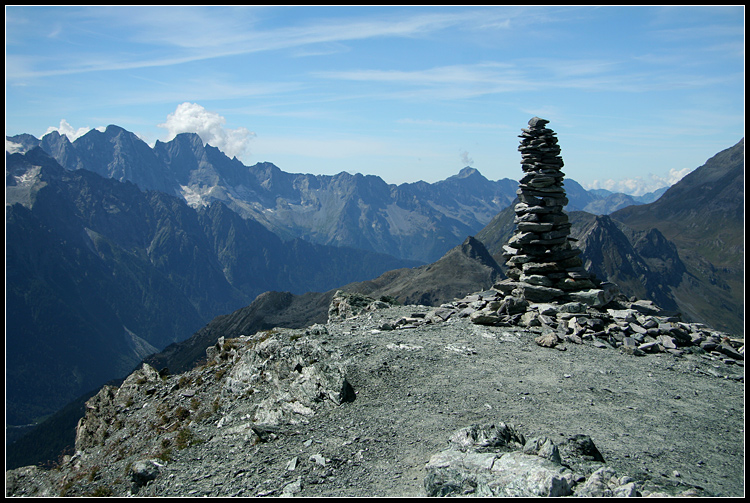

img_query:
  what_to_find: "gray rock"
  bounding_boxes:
[619,345,646,356]
[309,454,326,467]
[558,434,605,465]
[700,340,719,351]
[469,311,502,326]
[488,451,574,497]
[431,307,455,322]
[425,432,574,497]
[522,436,562,464]
[515,284,566,302]
[448,423,525,452]
[305,324,329,336]
[281,477,302,496]
[130,459,160,488]
[285,456,298,471]
[566,288,610,307]
[657,335,677,350]
[717,343,743,360]
[614,481,641,497]
[638,341,661,353]
[574,466,617,497]
[500,295,529,315]
[535,330,560,348]
[328,291,385,321]
[225,335,355,425]
[629,323,647,335]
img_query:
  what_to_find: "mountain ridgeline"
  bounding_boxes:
[10,126,661,264]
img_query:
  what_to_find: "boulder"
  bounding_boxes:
[487,451,574,497]
[130,459,160,488]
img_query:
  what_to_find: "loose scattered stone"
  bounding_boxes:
[535,331,560,348]
[414,284,741,362]
[4,294,739,498]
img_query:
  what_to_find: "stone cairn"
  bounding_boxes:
[498,117,614,306]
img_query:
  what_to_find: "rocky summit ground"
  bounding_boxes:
[6,298,744,498]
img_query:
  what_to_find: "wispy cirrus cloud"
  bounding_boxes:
[397,118,510,130]
[7,7,522,80]
[313,56,725,100]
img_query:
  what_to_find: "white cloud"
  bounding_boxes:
[459,149,474,167]
[45,119,98,141]
[158,102,255,160]
[585,167,694,196]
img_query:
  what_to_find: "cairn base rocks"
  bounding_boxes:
[416,287,743,360]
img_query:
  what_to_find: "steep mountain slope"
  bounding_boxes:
[346,236,502,307]
[5,148,417,426]
[610,139,744,334]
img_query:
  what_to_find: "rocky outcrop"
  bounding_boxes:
[327,291,396,322]
[5,329,356,496]
[424,422,642,497]
[219,333,355,425]
[425,421,715,498]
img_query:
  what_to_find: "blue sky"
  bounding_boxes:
[5,5,745,195]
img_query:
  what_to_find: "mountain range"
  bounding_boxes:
[142,136,745,382]
[8,126,663,264]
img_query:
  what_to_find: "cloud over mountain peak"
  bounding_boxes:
[157,102,256,160]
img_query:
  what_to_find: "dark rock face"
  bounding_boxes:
[610,138,744,335]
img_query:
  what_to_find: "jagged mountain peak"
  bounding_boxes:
[455,166,482,178]
[456,235,500,269]
[17,122,739,265]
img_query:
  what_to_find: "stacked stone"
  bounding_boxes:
[502,117,596,302]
